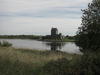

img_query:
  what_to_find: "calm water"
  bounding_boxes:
[0,39,82,54]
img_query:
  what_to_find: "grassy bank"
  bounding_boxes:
[0,47,79,75]
[0,47,99,75]
[40,50,100,75]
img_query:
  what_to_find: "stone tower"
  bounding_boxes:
[51,28,58,36]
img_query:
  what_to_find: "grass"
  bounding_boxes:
[0,47,99,75]
[63,38,75,42]
[0,47,79,75]
[39,50,100,75]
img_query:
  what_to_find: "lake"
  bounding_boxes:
[0,39,82,54]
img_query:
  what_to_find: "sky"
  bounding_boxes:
[0,0,92,36]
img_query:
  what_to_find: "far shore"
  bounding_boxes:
[0,35,75,42]
[41,39,75,42]
[0,38,75,42]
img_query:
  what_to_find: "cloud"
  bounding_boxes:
[0,16,81,35]
[0,0,91,13]
[0,0,92,18]
[0,0,92,35]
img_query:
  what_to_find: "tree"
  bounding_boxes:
[76,0,100,50]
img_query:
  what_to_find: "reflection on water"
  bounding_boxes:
[45,42,66,51]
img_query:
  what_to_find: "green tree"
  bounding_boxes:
[76,0,100,50]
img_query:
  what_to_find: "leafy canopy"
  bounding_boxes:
[76,0,100,50]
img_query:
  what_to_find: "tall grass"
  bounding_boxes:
[0,47,77,75]
[0,46,99,75]
[40,51,100,75]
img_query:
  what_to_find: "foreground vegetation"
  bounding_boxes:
[41,50,100,75]
[0,47,100,75]
[0,47,79,75]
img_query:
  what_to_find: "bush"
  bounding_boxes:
[78,51,100,75]
[0,41,1,46]
[0,41,12,47]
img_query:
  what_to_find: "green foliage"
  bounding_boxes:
[63,38,75,42]
[77,51,100,75]
[76,0,100,50]
[0,42,1,46]
[0,41,12,47]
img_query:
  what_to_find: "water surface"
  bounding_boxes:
[0,39,82,54]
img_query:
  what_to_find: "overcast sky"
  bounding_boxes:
[0,0,92,36]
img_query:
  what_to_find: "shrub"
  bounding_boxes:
[78,51,100,75]
[0,41,1,46]
[0,41,12,47]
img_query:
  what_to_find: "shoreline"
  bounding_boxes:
[0,38,75,42]
[41,39,75,42]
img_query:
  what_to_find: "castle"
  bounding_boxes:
[51,28,58,36]
[42,27,63,40]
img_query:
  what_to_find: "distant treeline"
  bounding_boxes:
[0,35,41,39]
[0,35,76,41]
